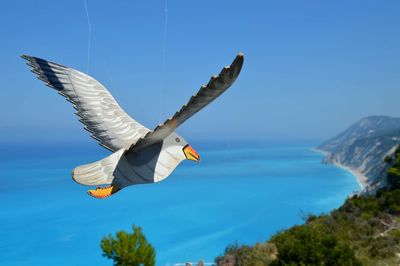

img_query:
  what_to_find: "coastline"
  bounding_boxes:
[312,148,367,191]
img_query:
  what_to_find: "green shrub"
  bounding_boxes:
[270,225,361,266]
[101,225,155,266]
[215,242,276,266]
[384,156,393,163]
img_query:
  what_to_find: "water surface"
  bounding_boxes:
[0,141,359,265]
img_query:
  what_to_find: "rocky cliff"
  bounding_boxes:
[317,116,400,191]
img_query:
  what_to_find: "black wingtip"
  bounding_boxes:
[233,52,244,66]
[20,55,68,69]
[230,52,244,77]
[21,54,31,60]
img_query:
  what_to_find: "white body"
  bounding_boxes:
[73,133,188,189]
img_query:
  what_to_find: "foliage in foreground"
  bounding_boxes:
[101,225,155,266]
[269,225,361,265]
[216,146,400,266]
[215,242,277,266]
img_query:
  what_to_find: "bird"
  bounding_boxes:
[22,53,244,198]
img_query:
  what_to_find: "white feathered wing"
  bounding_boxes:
[22,55,150,152]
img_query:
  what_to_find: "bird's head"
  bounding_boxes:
[164,133,200,163]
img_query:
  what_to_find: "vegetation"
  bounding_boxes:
[385,156,393,163]
[387,146,400,190]
[216,146,400,265]
[101,225,155,266]
[269,225,361,265]
[215,242,277,265]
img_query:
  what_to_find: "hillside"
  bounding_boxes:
[317,116,400,191]
[216,146,400,265]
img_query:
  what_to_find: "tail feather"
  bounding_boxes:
[72,149,125,186]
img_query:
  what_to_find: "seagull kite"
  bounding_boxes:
[22,53,244,198]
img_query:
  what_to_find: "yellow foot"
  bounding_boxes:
[87,185,119,199]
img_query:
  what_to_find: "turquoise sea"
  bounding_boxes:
[0,141,360,265]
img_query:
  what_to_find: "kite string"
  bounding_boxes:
[83,0,92,76]
[159,0,168,124]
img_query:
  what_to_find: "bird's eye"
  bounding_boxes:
[175,137,180,143]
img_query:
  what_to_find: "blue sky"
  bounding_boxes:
[1,0,400,144]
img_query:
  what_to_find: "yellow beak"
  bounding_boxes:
[183,145,200,162]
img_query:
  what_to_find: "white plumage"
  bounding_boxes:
[22,53,244,198]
